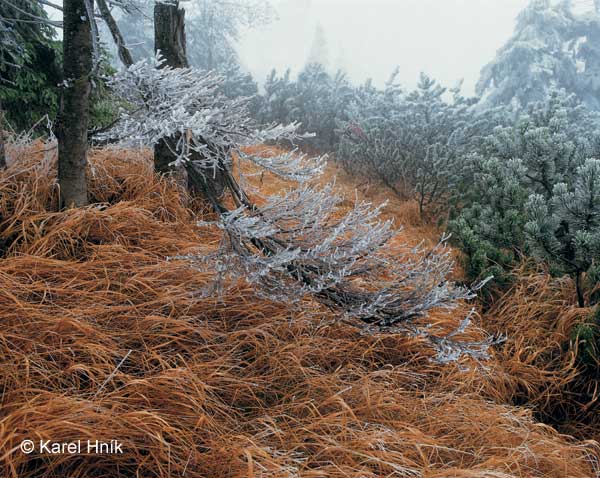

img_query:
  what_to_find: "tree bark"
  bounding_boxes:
[0,108,6,170]
[153,2,187,175]
[154,2,189,69]
[97,0,134,68]
[153,1,226,197]
[57,0,92,208]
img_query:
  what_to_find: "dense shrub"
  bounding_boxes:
[338,73,505,219]
[450,92,600,305]
[257,63,353,150]
[571,306,600,371]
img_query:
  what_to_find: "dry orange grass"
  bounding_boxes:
[0,143,598,477]
[470,264,600,440]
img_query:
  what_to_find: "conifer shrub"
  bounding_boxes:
[338,73,503,219]
[571,306,600,372]
[450,92,600,305]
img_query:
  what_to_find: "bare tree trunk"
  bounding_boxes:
[57,0,92,208]
[154,2,189,69]
[152,1,225,198]
[97,0,133,67]
[153,1,187,175]
[0,108,6,170]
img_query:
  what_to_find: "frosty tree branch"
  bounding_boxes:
[104,55,499,364]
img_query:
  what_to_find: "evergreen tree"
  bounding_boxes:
[306,23,329,70]
[339,72,489,219]
[0,0,61,130]
[451,91,600,302]
[292,63,352,149]
[257,68,297,125]
[526,158,600,306]
[477,0,600,111]
[217,57,260,113]
[574,6,600,109]
[450,155,531,284]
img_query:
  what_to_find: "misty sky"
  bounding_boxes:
[46,0,530,96]
[238,0,530,96]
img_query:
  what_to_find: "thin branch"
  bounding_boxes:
[1,0,63,27]
[96,0,134,67]
[37,0,63,11]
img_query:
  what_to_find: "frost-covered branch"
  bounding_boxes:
[105,55,496,363]
[102,55,309,172]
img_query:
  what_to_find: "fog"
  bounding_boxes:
[46,0,530,95]
[238,0,530,95]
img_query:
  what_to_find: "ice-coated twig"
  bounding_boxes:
[106,55,496,364]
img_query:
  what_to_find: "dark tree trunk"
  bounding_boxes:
[97,0,134,67]
[57,0,92,208]
[154,2,189,69]
[0,108,6,170]
[153,2,187,175]
[152,1,225,198]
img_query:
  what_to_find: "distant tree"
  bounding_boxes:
[477,0,600,111]
[257,63,353,150]
[292,63,352,149]
[113,0,272,71]
[186,0,273,71]
[107,0,154,62]
[96,0,134,67]
[256,68,296,125]
[337,70,407,192]
[217,57,259,112]
[575,6,600,109]
[306,22,329,70]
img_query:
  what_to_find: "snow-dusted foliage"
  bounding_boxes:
[257,63,353,150]
[178,188,486,327]
[525,157,600,306]
[103,54,495,362]
[173,186,497,362]
[257,68,297,126]
[477,0,600,111]
[257,68,508,219]
[338,73,507,218]
[450,91,600,304]
[107,0,271,94]
[217,58,260,111]
[101,54,307,172]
